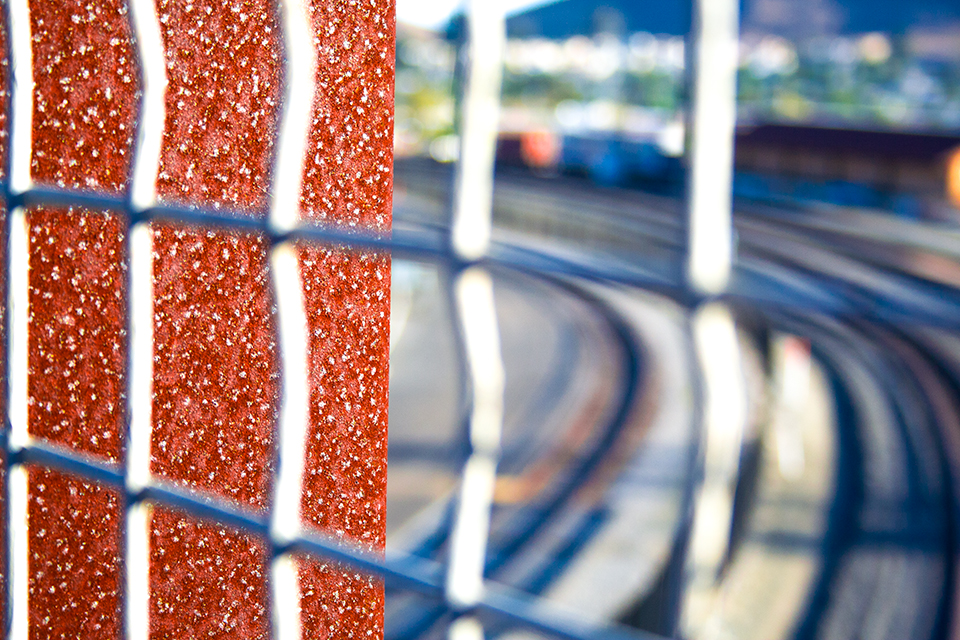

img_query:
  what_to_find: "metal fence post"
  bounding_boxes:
[446,2,506,639]
[682,0,748,634]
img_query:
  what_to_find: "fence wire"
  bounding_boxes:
[0,0,673,639]
[4,0,922,637]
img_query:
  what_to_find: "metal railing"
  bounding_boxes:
[0,0,683,639]
[1,0,883,635]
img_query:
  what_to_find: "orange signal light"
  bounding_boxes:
[948,146,960,210]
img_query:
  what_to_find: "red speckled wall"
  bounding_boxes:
[26,0,137,636]
[18,0,393,637]
[296,1,393,637]
[149,0,281,635]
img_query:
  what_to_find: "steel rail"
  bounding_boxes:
[0,425,666,640]
[387,273,649,640]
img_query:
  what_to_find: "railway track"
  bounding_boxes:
[386,266,675,640]
[389,158,960,640]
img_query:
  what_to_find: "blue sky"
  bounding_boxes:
[397,0,560,30]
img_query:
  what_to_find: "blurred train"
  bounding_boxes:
[496,124,960,220]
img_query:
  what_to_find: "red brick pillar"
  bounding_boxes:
[24,0,138,636]
[295,0,394,633]
[10,0,394,637]
[147,0,282,635]
[0,16,10,635]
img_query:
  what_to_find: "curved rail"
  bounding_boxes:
[394,160,960,640]
[386,266,657,640]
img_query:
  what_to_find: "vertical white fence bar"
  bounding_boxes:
[447,267,505,609]
[687,305,747,571]
[271,0,317,234]
[269,0,317,632]
[8,209,27,453]
[7,0,32,196]
[128,224,153,493]
[271,555,303,640]
[126,223,154,640]
[5,206,27,640]
[269,245,310,640]
[449,0,505,262]
[125,503,152,640]
[268,245,310,543]
[682,0,745,633]
[685,0,740,296]
[9,464,27,640]
[129,0,168,210]
[445,1,506,637]
[126,0,167,634]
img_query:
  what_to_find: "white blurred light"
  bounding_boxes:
[858,32,892,65]
[430,135,461,163]
[449,616,485,640]
[585,100,619,131]
[657,119,686,157]
[554,100,585,131]
[746,36,798,77]
[628,32,658,73]
[659,37,686,71]
[585,35,623,80]
[771,335,812,480]
[563,36,594,73]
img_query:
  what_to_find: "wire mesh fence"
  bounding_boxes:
[0,0,681,639]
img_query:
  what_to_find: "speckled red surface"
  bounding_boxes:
[27,467,123,639]
[148,0,281,636]
[26,0,136,636]
[297,1,394,637]
[20,0,393,636]
[28,210,127,460]
[299,0,395,231]
[298,248,390,638]
[149,508,270,639]
[149,227,278,509]
[28,0,138,192]
[153,0,281,212]
[0,12,8,181]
